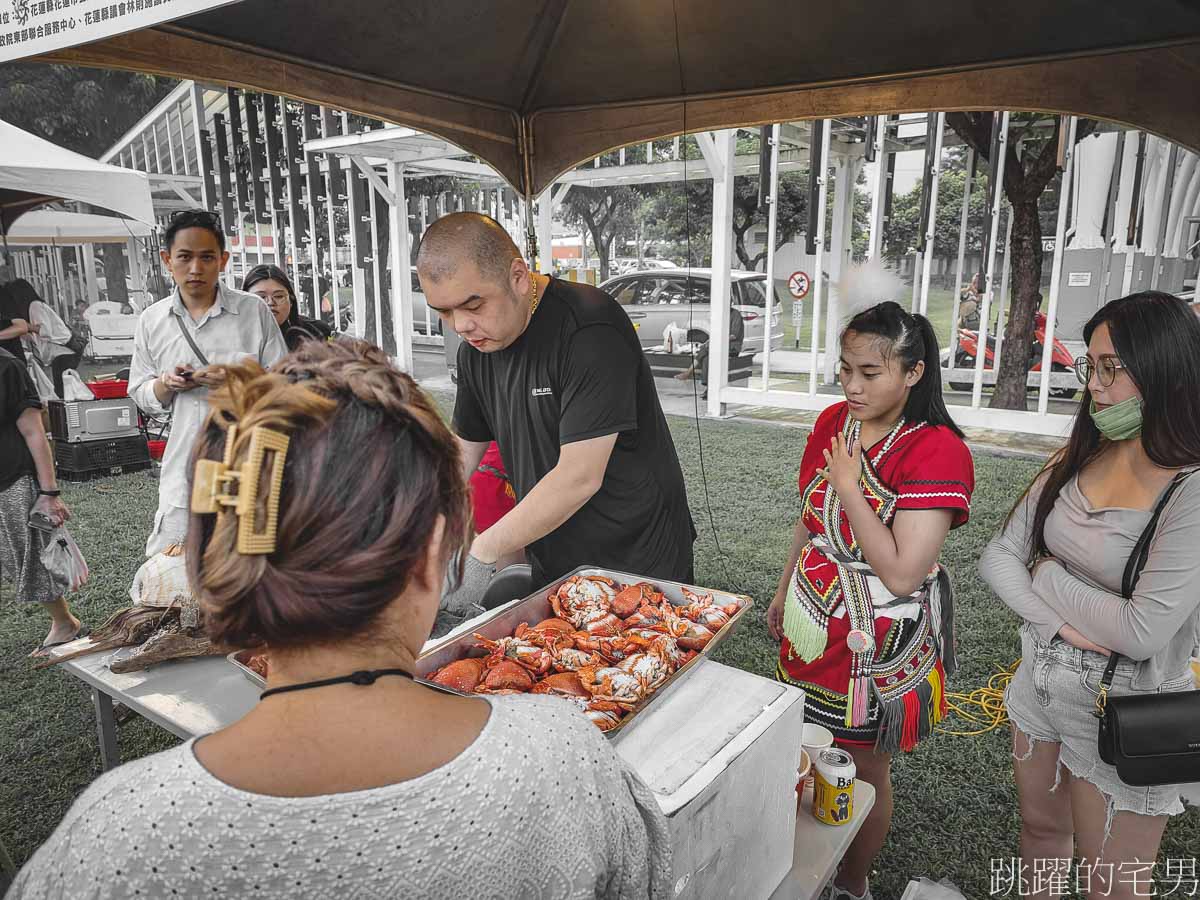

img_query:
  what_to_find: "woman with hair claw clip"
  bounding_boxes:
[11,339,672,900]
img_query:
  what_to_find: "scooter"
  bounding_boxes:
[946,311,1078,399]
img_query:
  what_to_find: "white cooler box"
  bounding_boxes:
[614,659,805,900]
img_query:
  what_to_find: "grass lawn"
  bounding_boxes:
[3,405,1197,897]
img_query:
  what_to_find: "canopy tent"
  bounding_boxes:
[40,0,1200,199]
[3,210,155,246]
[0,118,156,236]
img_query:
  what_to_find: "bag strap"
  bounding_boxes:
[1099,469,1196,691]
[172,312,210,368]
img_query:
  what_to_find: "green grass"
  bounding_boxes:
[3,413,1197,898]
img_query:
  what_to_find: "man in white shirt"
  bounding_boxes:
[128,211,287,556]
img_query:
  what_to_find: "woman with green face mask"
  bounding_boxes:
[979,291,1200,898]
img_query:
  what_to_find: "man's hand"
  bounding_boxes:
[161,366,199,393]
[439,553,495,617]
[192,364,228,388]
[32,494,70,527]
[27,321,42,335]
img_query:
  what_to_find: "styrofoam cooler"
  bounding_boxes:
[613,659,806,900]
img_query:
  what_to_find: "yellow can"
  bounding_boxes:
[812,748,856,826]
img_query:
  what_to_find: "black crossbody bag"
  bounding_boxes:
[1094,470,1200,787]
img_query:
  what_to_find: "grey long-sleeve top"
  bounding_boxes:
[979,471,1200,691]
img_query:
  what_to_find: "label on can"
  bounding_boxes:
[812,748,855,826]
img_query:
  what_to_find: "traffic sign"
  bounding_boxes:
[788,271,811,300]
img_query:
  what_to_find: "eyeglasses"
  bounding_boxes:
[1073,354,1127,387]
[255,291,290,305]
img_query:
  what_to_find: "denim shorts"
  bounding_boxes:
[1005,624,1195,820]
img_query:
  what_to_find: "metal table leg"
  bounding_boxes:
[91,688,119,771]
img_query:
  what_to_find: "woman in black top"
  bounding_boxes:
[242,265,331,352]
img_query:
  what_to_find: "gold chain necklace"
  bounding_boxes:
[529,274,543,316]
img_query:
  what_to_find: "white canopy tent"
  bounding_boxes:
[0,118,156,235]
[3,210,155,245]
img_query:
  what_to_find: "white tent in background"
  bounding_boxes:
[0,118,155,235]
[4,210,155,245]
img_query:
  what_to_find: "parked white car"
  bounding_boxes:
[599,268,785,352]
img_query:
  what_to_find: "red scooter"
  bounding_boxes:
[946,311,1078,399]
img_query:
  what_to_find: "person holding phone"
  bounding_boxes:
[0,346,86,656]
[128,211,287,556]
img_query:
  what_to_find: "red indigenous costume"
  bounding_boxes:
[777,402,973,752]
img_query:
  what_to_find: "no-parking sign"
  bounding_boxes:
[788,271,811,300]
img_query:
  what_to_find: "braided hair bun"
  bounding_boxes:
[186,339,471,649]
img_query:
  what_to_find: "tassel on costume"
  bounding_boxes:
[782,575,829,663]
[927,567,957,677]
[846,675,871,727]
[873,662,948,753]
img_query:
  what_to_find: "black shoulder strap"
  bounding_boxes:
[1102,468,1196,687]
[172,312,210,368]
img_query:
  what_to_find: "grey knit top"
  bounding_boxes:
[979,471,1200,691]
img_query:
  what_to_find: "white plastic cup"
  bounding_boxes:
[801,723,835,787]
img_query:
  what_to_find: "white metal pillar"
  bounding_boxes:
[917,112,946,316]
[536,187,554,274]
[706,129,736,418]
[1038,117,1078,415]
[993,213,1014,371]
[368,175,384,349]
[346,169,366,339]
[866,115,888,261]
[972,111,1010,408]
[761,123,781,391]
[948,148,976,365]
[1150,143,1180,290]
[388,161,414,372]
[808,122,831,396]
[82,244,99,303]
[824,154,862,383]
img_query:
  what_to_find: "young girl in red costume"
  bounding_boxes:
[767,301,974,900]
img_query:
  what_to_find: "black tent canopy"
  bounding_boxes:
[45,0,1200,196]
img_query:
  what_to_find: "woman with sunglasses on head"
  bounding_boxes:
[980,291,1200,900]
[10,339,671,900]
[243,264,331,352]
[766,301,973,900]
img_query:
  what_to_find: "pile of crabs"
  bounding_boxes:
[428,574,741,731]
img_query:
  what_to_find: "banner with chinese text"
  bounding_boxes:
[0,0,241,63]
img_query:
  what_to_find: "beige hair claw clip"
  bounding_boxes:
[191,424,290,554]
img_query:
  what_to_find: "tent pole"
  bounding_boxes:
[1150,143,1180,291]
[387,161,413,372]
[972,111,1010,408]
[948,148,975,370]
[707,129,736,418]
[918,112,946,316]
[866,115,887,261]
[1038,116,1078,415]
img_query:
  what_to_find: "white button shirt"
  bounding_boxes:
[128,284,287,512]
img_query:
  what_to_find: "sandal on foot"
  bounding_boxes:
[30,624,90,659]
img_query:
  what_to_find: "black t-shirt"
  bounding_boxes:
[0,313,27,364]
[453,277,695,585]
[0,347,41,491]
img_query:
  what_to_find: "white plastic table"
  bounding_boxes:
[54,638,875,897]
[770,780,878,900]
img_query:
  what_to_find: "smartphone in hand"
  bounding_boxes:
[28,510,56,532]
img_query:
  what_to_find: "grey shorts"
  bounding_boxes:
[1005,624,1195,819]
[0,474,61,604]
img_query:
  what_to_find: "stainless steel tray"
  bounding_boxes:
[416,566,753,736]
[228,648,266,688]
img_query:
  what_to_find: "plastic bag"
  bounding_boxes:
[662,322,688,354]
[60,369,94,402]
[900,878,967,900]
[40,526,89,593]
[130,544,199,627]
[27,362,56,403]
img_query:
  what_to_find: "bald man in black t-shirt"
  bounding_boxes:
[418,214,695,600]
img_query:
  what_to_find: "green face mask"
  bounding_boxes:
[1090,396,1143,441]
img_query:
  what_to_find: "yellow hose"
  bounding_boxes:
[938,661,1018,737]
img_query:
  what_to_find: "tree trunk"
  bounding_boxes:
[101,244,128,306]
[989,198,1044,410]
